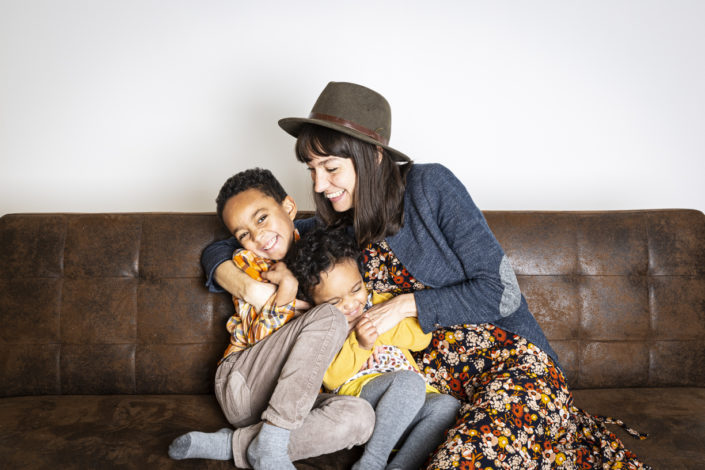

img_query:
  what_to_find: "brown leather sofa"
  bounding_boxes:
[1,210,704,469]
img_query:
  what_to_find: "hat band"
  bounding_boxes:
[308,112,389,146]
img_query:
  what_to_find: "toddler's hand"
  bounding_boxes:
[354,315,378,350]
[360,345,384,371]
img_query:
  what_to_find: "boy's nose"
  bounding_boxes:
[252,227,265,241]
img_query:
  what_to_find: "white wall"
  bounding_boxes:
[1,0,704,216]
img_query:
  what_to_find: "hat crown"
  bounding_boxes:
[310,82,392,143]
[278,81,410,163]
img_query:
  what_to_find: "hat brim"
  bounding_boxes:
[278,117,411,163]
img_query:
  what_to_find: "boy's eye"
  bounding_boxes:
[257,214,267,224]
[237,232,249,241]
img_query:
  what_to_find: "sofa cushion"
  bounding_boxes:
[572,387,705,470]
[1,389,703,469]
[0,394,360,469]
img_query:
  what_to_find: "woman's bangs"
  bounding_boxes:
[295,126,352,163]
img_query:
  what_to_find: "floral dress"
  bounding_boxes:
[363,240,651,470]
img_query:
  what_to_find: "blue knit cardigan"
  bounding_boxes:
[201,163,559,365]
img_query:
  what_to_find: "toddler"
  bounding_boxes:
[286,227,460,470]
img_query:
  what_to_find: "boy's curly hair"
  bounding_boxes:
[216,168,288,222]
[285,226,362,303]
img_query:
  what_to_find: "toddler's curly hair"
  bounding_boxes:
[285,226,362,303]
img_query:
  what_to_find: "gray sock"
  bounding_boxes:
[168,428,233,461]
[246,422,295,470]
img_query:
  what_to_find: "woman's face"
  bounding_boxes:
[306,155,357,212]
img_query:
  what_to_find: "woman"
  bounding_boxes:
[203,82,649,469]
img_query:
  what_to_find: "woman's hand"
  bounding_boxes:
[365,293,418,335]
[214,261,275,311]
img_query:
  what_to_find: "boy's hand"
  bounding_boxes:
[354,314,378,350]
[261,262,298,307]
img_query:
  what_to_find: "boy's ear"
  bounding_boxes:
[283,195,298,220]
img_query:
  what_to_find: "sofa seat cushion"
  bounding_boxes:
[1,389,703,469]
[572,387,705,470]
[0,395,359,469]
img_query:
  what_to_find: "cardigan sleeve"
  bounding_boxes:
[202,237,240,293]
[408,165,523,332]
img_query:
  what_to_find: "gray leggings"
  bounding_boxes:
[352,370,460,470]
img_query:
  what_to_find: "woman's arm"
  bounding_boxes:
[406,164,522,332]
[215,261,276,311]
[367,164,523,334]
[201,237,276,309]
[201,236,241,293]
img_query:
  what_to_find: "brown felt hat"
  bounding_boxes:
[278,81,411,163]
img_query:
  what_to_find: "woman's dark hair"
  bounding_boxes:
[215,168,288,222]
[294,125,413,247]
[285,226,361,303]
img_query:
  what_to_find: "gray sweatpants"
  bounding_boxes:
[354,370,460,470]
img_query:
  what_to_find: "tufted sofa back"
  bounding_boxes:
[1,210,704,397]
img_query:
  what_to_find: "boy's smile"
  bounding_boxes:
[311,258,369,326]
[222,188,297,261]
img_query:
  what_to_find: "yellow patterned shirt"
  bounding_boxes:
[322,292,438,396]
[220,248,297,361]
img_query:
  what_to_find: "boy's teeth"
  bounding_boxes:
[263,237,276,250]
[326,190,344,199]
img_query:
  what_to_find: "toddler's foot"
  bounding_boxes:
[246,422,295,469]
[168,428,233,460]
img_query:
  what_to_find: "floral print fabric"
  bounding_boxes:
[362,240,650,470]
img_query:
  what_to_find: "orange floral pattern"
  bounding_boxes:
[362,240,651,470]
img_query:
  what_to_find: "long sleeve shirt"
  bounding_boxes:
[323,292,437,397]
[220,249,296,361]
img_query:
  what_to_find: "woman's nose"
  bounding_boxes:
[312,171,328,193]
